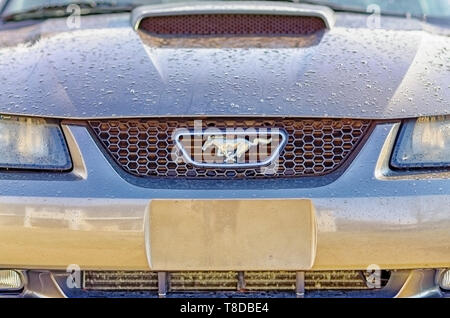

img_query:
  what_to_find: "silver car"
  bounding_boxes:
[0,0,449,298]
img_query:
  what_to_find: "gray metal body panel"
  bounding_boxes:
[0,4,448,119]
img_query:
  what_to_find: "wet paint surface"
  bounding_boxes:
[0,12,448,119]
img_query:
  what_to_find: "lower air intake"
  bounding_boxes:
[83,270,388,292]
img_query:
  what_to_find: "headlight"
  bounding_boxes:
[391,116,450,169]
[0,116,71,170]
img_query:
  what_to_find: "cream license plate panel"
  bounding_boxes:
[148,199,316,270]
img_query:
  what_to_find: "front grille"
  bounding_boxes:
[139,14,326,36]
[170,272,238,291]
[244,271,297,291]
[82,270,382,292]
[83,271,158,290]
[88,118,372,179]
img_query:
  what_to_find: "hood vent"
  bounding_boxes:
[139,14,326,36]
[132,2,334,37]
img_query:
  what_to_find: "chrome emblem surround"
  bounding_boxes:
[173,129,287,169]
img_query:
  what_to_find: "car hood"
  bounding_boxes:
[0,12,448,120]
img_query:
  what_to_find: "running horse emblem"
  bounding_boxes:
[202,135,272,163]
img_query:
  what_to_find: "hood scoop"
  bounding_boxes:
[132,1,334,36]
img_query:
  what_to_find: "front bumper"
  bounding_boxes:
[0,122,449,272]
[5,269,449,298]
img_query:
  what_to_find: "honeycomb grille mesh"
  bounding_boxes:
[139,14,326,36]
[88,118,372,179]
